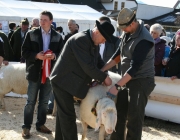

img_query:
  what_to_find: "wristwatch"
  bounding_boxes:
[114,84,122,91]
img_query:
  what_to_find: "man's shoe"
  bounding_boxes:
[22,128,30,139]
[36,125,52,134]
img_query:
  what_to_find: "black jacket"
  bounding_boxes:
[0,39,4,58]
[165,47,180,78]
[50,29,107,99]
[22,27,64,82]
[63,30,78,44]
[8,30,14,41]
[103,36,121,73]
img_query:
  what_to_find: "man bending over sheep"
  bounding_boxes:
[101,8,156,140]
[50,20,115,140]
[21,10,64,139]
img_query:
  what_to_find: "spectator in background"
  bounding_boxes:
[21,10,64,139]
[0,22,2,30]
[160,36,171,76]
[0,31,14,62]
[10,18,29,62]
[75,23,79,31]
[64,19,78,44]
[98,16,121,73]
[150,23,166,76]
[163,31,180,80]
[0,37,4,66]
[169,29,180,49]
[31,18,39,28]
[161,28,166,36]
[56,26,65,40]
[8,22,16,41]
[144,24,150,31]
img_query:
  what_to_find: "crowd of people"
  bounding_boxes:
[0,7,180,140]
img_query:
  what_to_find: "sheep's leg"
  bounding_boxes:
[99,125,106,140]
[2,98,5,110]
[81,120,88,140]
[52,99,57,116]
[0,96,5,110]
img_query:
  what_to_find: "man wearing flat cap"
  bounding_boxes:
[10,18,29,62]
[50,20,114,140]
[101,8,156,140]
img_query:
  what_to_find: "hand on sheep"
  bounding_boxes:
[108,86,118,96]
[103,76,112,86]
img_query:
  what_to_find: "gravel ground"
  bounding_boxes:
[0,97,180,140]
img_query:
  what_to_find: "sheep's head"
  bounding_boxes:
[95,97,117,134]
[101,107,117,134]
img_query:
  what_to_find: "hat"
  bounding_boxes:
[21,18,29,25]
[95,20,115,42]
[117,8,136,29]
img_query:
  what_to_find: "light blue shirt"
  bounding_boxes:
[41,28,51,52]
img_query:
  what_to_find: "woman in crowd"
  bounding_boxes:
[160,36,171,76]
[150,23,166,76]
[162,31,180,80]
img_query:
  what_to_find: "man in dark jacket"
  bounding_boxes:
[0,31,14,62]
[0,37,4,66]
[101,8,156,140]
[10,18,29,62]
[99,16,121,73]
[21,11,64,139]
[50,20,115,140]
[8,22,16,41]
[63,19,78,44]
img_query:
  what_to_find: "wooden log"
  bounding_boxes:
[149,92,180,105]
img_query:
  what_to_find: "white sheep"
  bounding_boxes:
[0,63,27,109]
[80,71,121,140]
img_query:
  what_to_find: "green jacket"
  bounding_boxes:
[0,31,14,61]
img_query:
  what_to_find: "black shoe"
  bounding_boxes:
[46,109,53,114]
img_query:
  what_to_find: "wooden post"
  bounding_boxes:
[149,92,180,105]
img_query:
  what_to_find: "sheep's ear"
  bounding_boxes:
[95,110,102,131]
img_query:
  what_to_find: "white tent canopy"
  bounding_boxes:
[0,0,117,34]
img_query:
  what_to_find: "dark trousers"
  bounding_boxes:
[48,91,54,110]
[110,78,155,140]
[51,82,78,140]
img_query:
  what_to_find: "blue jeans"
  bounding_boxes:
[48,91,54,110]
[22,78,51,129]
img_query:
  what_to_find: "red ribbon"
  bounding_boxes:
[41,50,52,84]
